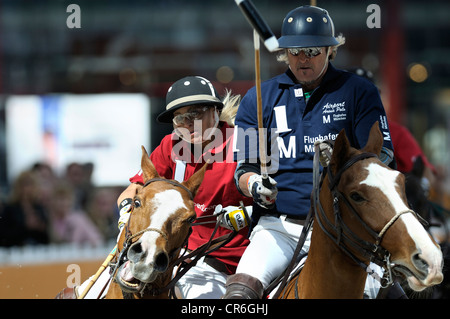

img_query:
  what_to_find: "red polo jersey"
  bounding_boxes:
[130,122,252,274]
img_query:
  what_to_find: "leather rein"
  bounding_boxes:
[110,178,236,298]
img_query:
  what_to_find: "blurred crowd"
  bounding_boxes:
[0,158,448,249]
[0,162,123,248]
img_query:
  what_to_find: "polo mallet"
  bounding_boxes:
[235,0,279,53]
[77,244,117,299]
[235,0,279,188]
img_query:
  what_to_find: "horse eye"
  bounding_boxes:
[186,216,196,224]
[134,199,141,208]
[350,192,365,203]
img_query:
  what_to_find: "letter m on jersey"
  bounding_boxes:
[277,136,296,158]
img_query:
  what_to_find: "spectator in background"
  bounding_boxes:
[48,181,103,246]
[87,187,119,241]
[64,162,94,211]
[0,170,49,246]
[31,162,58,213]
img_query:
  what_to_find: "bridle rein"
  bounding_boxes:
[314,150,418,287]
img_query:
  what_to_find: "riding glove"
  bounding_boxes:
[314,140,333,167]
[247,174,278,209]
[218,205,253,232]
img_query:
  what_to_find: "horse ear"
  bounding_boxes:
[329,128,351,173]
[141,145,160,182]
[182,162,209,198]
[411,155,425,177]
[362,121,383,157]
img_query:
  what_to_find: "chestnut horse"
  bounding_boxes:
[279,123,443,299]
[105,146,207,299]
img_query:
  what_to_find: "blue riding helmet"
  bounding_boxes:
[278,5,339,48]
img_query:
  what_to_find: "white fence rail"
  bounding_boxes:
[0,240,116,266]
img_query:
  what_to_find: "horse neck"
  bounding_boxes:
[298,179,367,299]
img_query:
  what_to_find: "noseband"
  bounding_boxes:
[314,151,417,287]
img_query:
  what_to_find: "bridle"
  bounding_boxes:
[110,177,236,298]
[120,178,195,269]
[314,150,418,288]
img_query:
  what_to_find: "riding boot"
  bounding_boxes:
[222,273,264,299]
[55,287,78,299]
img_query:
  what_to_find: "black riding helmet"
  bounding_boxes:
[278,5,339,48]
[157,76,224,124]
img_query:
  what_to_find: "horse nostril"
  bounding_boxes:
[154,252,169,272]
[128,242,145,263]
[412,253,429,277]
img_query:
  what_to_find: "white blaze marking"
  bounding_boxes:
[360,163,408,213]
[360,163,441,273]
[140,189,187,261]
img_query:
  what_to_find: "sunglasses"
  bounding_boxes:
[288,47,323,59]
[172,106,210,126]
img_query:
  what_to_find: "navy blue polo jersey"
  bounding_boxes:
[234,63,394,219]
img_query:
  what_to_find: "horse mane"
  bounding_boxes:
[219,89,241,127]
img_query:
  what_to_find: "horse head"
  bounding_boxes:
[114,146,207,297]
[327,122,443,292]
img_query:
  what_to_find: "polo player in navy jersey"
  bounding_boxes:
[225,5,399,299]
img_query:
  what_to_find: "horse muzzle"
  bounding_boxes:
[115,241,170,293]
[393,249,444,292]
[116,260,146,293]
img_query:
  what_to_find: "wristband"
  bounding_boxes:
[246,174,256,193]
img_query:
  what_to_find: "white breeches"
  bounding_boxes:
[236,215,310,289]
[174,256,228,299]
